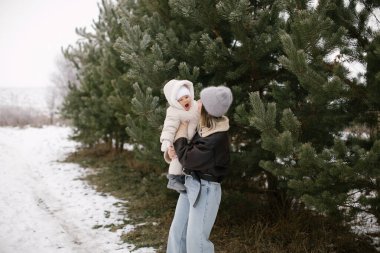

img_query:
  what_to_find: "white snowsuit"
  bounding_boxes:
[160,79,199,175]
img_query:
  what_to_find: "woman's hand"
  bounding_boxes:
[167,145,177,160]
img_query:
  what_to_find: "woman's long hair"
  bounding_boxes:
[200,106,217,129]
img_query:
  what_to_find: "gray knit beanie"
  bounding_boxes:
[200,86,233,117]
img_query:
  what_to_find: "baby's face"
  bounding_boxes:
[177,95,192,111]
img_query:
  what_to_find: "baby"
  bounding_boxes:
[160,79,199,192]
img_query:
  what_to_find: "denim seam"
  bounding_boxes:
[201,184,210,253]
[179,214,188,253]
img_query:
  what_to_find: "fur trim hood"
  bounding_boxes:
[163,79,194,110]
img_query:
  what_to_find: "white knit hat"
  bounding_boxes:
[176,85,191,100]
[200,86,233,117]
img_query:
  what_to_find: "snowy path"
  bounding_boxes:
[0,126,154,253]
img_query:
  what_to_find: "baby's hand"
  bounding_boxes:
[161,140,171,152]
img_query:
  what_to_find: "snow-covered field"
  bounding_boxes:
[0,126,155,253]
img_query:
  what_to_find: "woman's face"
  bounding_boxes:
[197,100,203,114]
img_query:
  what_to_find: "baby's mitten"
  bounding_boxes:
[161,140,171,152]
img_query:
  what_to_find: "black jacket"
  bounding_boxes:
[173,131,230,181]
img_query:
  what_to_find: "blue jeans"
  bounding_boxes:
[167,175,221,253]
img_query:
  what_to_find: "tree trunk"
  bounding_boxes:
[265,171,291,217]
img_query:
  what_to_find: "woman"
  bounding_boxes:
[166,86,233,253]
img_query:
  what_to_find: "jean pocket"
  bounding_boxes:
[186,177,201,206]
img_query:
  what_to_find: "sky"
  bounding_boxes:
[0,1,378,89]
[0,0,100,88]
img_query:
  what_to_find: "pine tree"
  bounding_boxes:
[118,0,380,222]
[125,83,165,165]
[366,35,380,139]
[249,91,380,220]
[113,0,204,164]
[62,0,128,149]
[114,0,288,188]
[248,0,380,221]
[61,0,380,224]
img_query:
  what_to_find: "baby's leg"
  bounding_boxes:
[168,158,183,175]
[167,158,185,192]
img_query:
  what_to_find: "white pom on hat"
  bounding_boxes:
[200,86,233,117]
[176,85,191,100]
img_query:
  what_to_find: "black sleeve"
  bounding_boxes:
[173,137,214,172]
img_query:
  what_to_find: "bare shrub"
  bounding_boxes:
[47,55,78,124]
[0,106,50,127]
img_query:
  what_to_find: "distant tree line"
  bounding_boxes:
[62,0,380,225]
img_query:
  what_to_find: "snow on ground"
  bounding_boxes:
[0,126,155,253]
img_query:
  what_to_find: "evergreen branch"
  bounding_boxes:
[340,203,370,215]
[322,62,366,95]
[360,0,380,25]
[331,7,369,48]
